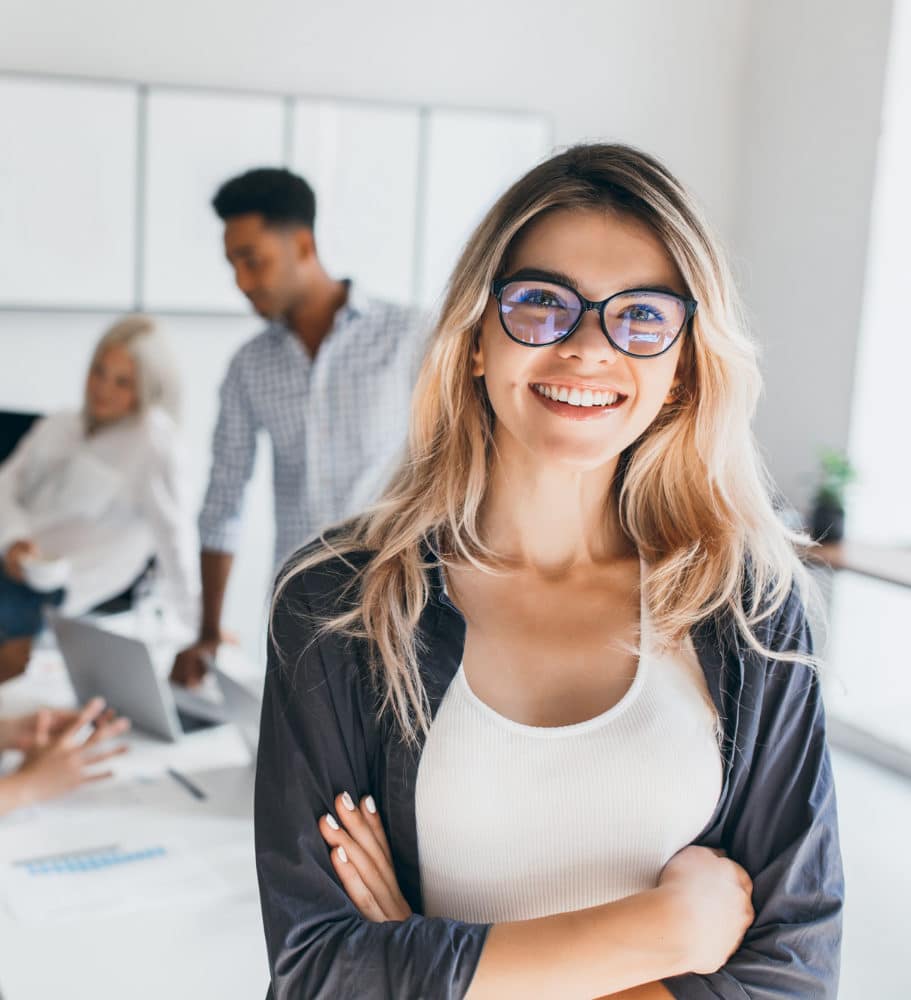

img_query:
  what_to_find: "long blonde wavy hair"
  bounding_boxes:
[276,143,812,744]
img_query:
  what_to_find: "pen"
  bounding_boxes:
[166,767,207,801]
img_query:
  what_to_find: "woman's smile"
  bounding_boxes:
[529,381,629,419]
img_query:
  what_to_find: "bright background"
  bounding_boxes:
[0,2,908,996]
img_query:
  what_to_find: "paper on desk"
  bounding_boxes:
[0,837,228,925]
[0,773,245,925]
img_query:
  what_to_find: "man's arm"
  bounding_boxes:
[170,550,234,686]
[171,352,257,686]
[198,549,234,641]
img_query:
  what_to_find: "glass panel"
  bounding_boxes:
[418,110,551,308]
[0,77,137,309]
[142,89,285,312]
[291,100,420,304]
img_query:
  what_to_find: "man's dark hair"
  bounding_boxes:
[212,167,316,228]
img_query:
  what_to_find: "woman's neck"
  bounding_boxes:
[479,445,633,575]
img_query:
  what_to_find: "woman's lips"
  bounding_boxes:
[529,382,628,420]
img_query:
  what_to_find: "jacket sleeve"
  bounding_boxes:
[255,569,490,1000]
[665,592,844,999]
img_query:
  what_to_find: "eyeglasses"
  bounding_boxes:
[491,274,697,358]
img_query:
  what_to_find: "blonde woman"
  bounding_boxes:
[0,315,199,677]
[256,145,843,999]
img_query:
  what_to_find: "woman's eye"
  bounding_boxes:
[516,288,563,308]
[624,304,663,322]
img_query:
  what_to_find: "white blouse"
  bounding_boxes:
[415,590,723,923]
[0,408,200,632]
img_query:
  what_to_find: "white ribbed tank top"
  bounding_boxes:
[415,585,722,923]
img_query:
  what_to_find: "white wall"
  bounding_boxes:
[0,0,754,659]
[0,0,751,241]
[736,0,895,513]
[847,0,911,543]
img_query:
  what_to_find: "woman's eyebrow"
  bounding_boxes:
[504,267,686,298]
[504,266,578,287]
[638,283,686,297]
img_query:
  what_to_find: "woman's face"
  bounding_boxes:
[474,207,689,473]
[86,344,139,425]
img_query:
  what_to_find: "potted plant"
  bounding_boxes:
[810,448,856,543]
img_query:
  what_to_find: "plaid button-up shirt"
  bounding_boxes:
[198,284,428,567]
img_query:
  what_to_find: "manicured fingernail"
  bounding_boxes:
[337,846,348,863]
[365,795,377,814]
[341,791,356,811]
[325,814,340,830]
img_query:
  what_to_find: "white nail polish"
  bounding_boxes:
[326,814,340,830]
[365,795,377,814]
[342,791,355,811]
[337,846,348,863]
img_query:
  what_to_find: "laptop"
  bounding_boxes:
[50,614,261,743]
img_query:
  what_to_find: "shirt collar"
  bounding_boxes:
[267,279,370,341]
[338,278,370,320]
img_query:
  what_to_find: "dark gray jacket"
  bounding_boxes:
[255,546,843,999]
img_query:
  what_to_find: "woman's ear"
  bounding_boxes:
[471,328,485,377]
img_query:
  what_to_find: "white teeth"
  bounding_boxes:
[532,384,623,408]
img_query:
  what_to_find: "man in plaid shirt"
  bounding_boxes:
[171,167,427,686]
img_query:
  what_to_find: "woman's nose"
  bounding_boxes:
[557,309,620,364]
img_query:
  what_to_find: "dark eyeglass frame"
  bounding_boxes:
[490,275,698,358]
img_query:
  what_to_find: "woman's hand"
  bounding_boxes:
[318,790,412,922]
[658,845,754,974]
[6,697,130,810]
[2,539,38,582]
[317,798,751,977]
[0,706,82,752]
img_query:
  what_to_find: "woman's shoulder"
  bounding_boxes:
[697,570,815,682]
[268,529,382,701]
[10,411,83,455]
[741,567,813,658]
[273,526,376,621]
[138,405,178,440]
[126,407,181,462]
[32,410,82,436]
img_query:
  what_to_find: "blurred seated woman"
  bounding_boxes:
[0,697,130,815]
[0,315,200,680]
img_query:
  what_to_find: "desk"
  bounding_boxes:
[809,540,911,589]
[0,642,269,1000]
[808,546,911,779]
